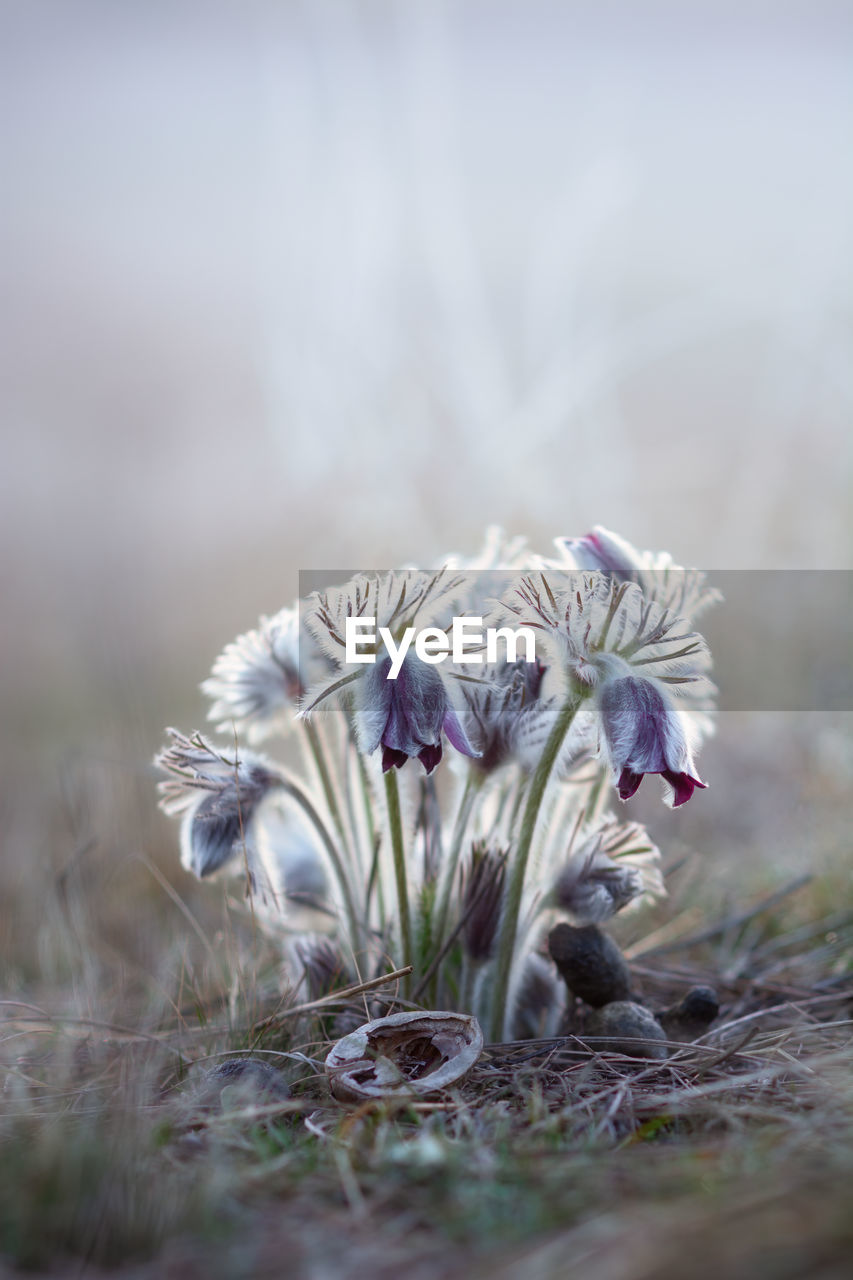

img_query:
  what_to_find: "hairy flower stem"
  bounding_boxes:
[488,693,587,1041]
[276,773,362,954]
[433,770,485,948]
[304,719,352,866]
[506,773,530,840]
[356,751,382,917]
[383,770,413,993]
[585,763,611,825]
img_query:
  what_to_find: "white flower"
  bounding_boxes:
[202,605,330,743]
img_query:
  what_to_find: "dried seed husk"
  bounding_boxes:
[325,1010,484,1103]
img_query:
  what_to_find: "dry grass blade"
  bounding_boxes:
[627,873,814,959]
[251,965,413,1031]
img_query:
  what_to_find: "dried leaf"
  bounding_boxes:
[325,1010,484,1103]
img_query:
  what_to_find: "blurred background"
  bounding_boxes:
[1,0,851,981]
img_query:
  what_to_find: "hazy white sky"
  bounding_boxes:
[1,0,851,690]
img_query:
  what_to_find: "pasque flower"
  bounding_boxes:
[499,571,714,806]
[202,605,331,743]
[456,657,548,775]
[598,673,706,806]
[154,525,723,1048]
[302,569,479,773]
[552,817,663,922]
[460,843,507,961]
[356,651,477,774]
[155,729,282,878]
[546,525,721,622]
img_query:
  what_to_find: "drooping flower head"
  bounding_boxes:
[357,652,476,773]
[155,729,283,880]
[499,571,714,806]
[552,816,664,923]
[598,675,705,805]
[301,569,479,774]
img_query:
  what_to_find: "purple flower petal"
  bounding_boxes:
[616,768,644,801]
[599,675,706,808]
[382,745,409,772]
[442,702,481,759]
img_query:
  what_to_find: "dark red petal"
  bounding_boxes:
[417,742,443,774]
[662,769,707,807]
[382,745,409,772]
[617,768,644,800]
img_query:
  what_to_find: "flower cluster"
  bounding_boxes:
[155,527,719,1039]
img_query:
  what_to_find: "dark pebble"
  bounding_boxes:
[196,1058,291,1107]
[585,1001,668,1060]
[658,986,720,1042]
[548,923,632,1007]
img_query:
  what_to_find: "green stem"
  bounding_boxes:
[356,752,377,854]
[433,769,484,947]
[383,770,412,992]
[356,751,382,921]
[488,694,586,1041]
[506,772,529,840]
[460,954,476,1015]
[586,763,611,825]
[304,719,351,863]
[341,733,366,882]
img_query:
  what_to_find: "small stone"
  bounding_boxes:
[195,1058,291,1110]
[658,986,720,1042]
[585,1001,668,1060]
[548,923,632,1007]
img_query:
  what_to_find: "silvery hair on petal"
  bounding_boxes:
[499,572,716,789]
[461,843,507,962]
[456,659,549,776]
[155,729,283,880]
[597,675,706,807]
[202,606,328,743]
[181,792,249,880]
[304,568,468,667]
[552,818,664,924]
[511,953,565,1041]
[547,525,722,622]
